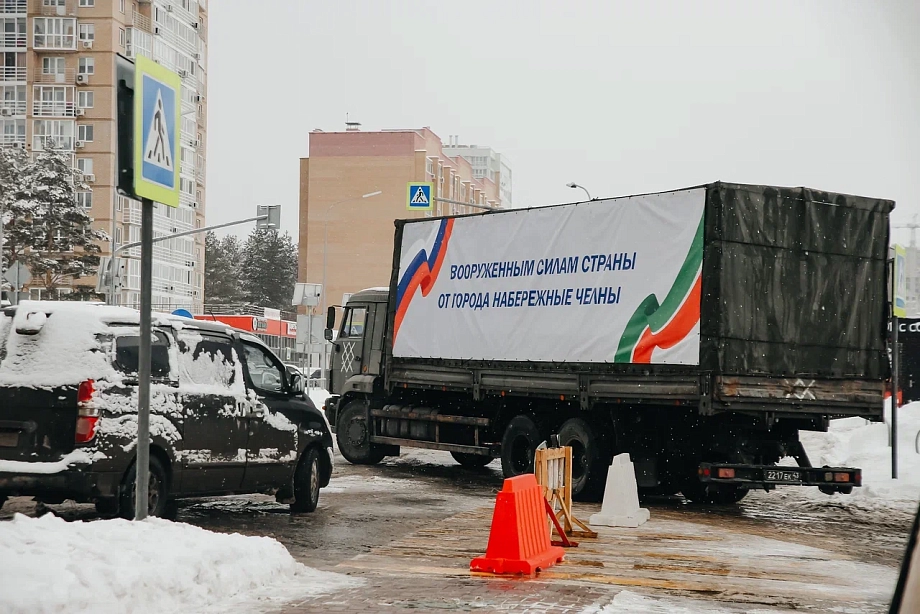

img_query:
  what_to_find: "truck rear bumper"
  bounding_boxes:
[0,469,121,503]
[698,462,860,493]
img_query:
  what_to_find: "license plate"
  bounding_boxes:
[0,431,18,447]
[765,469,801,482]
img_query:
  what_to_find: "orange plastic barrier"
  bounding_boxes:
[470,474,566,576]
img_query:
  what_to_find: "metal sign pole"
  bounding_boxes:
[134,197,153,520]
[892,315,899,479]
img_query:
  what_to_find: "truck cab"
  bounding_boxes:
[324,288,389,428]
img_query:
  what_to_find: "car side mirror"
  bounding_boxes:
[289,372,304,396]
[326,306,336,330]
[324,328,333,341]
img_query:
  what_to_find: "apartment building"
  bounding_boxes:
[1,0,208,311]
[442,137,512,209]
[299,125,505,316]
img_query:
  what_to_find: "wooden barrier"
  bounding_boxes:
[534,446,597,546]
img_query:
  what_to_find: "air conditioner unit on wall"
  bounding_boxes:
[84,173,95,182]
[75,108,85,116]
[75,140,85,148]
[177,69,187,78]
[0,108,10,116]
[76,74,88,85]
[82,40,93,49]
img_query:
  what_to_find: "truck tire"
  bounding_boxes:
[451,452,493,468]
[557,417,606,502]
[336,401,386,465]
[501,415,541,478]
[119,456,170,519]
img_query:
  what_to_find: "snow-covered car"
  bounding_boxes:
[0,302,334,518]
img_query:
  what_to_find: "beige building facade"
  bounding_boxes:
[299,126,506,315]
[2,0,208,311]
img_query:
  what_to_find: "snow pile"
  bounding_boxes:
[792,401,920,510]
[0,513,361,614]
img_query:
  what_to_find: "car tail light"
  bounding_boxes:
[77,379,95,405]
[717,468,735,479]
[833,472,850,483]
[698,466,711,477]
[75,379,99,444]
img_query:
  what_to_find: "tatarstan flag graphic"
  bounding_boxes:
[614,214,703,363]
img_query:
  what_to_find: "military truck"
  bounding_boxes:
[323,182,892,503]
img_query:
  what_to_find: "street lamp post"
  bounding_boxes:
[566,182,592,201]
[320,190,382,319]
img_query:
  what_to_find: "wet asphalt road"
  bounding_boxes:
[3,446,912,574]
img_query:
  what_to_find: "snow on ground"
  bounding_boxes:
[0,513,361,614]
[779,401,920,513]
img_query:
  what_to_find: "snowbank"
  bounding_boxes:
[787,401,920,512]
[0,513,360,614]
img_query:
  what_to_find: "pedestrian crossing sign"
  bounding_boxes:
[134,55,180,207]
[406,182,433,211]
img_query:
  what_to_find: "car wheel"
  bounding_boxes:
[290,447,321,514]
[557,417,607,502]
[336,401,385,465]
[119,456,169,519]
[450,452,493,468]
[500,415,542,478]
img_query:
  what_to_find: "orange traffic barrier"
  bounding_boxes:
[470,474,566,576]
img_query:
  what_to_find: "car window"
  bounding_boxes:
[242,342,285,394]
[177,331,238,389]
[340,307,366,338]
[113,331,171,379]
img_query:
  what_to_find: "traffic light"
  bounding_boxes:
[115,54,137,200]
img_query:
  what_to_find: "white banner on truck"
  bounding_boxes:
[392,188,705,365]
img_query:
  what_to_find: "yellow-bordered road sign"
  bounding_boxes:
[134,55,180,207]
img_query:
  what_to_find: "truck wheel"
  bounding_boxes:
[501,415,541,478]
[451,452,493,468]
[336,401,385,465]
[290,447,321,513]
[119,456,170,519]
[557,418,607,502]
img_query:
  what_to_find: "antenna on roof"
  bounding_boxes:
[345,113,361,132]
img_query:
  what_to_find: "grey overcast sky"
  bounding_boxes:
[206,0,920,243]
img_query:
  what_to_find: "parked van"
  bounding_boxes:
[0,301,333,518]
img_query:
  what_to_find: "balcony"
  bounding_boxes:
[125,27,151,59]
[32,134,74,151]
[0,101,26,116]
[33,68,75,83]
[0,0,26,13]
[0,66,26,81]
[32,0,76,16]
[0,133,25,147]
[33,32,75,50]
[0,33,26,48]
[32,100,76,117]
[129,9,151,33]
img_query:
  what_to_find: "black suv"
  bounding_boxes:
[0,302,333,518]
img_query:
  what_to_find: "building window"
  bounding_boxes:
[114,225,122,245]
[78,57,94,75]
[120,0,125,12]
[34,17,76,50]
[77,123,93,142]
[33,119,74,150]
[78,0,94,6]
[119,27,126,47]
[41,57,65,77]
[75,191,92,209]
[77,90,93,108]
[78,23,94,41]
[76,157,92,175]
